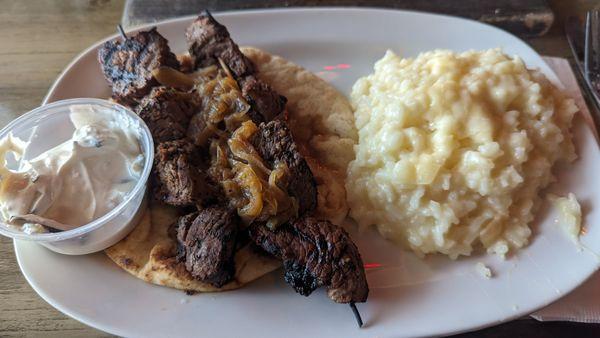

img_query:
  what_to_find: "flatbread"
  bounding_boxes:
[241,47,357,224]
[105,198,281,292]
[105,48,357,292]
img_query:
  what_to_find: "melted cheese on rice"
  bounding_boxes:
[347,49,577,258]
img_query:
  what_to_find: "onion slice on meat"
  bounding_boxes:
[152,66,196,90]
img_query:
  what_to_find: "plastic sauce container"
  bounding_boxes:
[0,99,154,255]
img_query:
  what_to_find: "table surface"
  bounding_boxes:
[1,0,599,337]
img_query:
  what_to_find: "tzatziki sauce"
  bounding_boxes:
[0,104,144,234]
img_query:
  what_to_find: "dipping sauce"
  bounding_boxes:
[347,49,578,259]
[0,104,144,234]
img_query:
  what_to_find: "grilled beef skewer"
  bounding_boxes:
[250,216,368,304]
[176,205,239,288]
[99,13,369,326]
[186,10,286,123]
[98,27,180,106]
[153,139,218,207]
[251,119,318,216]
[185,11,370,313]
[136,86,199,143]
[185,10,255,78]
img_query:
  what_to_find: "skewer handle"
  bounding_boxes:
[349,302,363,328]
[117,24,127,40]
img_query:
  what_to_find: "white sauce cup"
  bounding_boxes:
[0,98,154,255]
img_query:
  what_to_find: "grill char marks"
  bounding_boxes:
[176,205,239,288]
[186,11,286,122]
[153,139,217,207]
[252,119,317,216]
[136,86,199,143]
[98,28,179,106]
[250,216,369,303]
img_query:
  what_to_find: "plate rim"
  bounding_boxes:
[13,6,596,338]
[13,241,132,337]
[42,6,561,105]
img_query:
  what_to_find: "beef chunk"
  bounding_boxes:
[240,76,287,122]
[153,139,216,207]
[186,10,254,78]
[186,112,209,146]
[176,205,239,287]
[98,28,179,105]
[175,213,198,258]
[136,87,199,143]
[252,120,317,216]
[185,11,286,123]
[250,217,369,303]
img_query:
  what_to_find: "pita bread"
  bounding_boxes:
[105,198,281,292]
[105,48,356,291]
[241,47,357,224]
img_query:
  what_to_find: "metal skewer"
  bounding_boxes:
[203,9,214,20]
[349,302,363,328]
[117,24,127,40]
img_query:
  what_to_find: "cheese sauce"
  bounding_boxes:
[0,105,144,233]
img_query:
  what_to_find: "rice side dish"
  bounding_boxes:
[347,49,577,258]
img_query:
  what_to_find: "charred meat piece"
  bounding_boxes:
[186,10,254,78]
[98,28,179,105]
[153,139,217,207]
[252,120,317,216]
[176,205,239,288]
[186,11,286,123]
[136,86,199,143]
[250,217,369,303]
[240,76,287,122]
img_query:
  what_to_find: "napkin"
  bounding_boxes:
[530,57,600,323]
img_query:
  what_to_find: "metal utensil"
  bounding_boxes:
[566,13,600,132]
[566,16,585,74]
[584,11,600,105]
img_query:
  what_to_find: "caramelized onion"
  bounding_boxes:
[208,121,298,228]
[191,73,251,148]
[228,121,271,180]
[152,67,196,90]
[218,57,235,81]
[232,162,264,223]
[196,74,297,229]
[265,163,299,229]
[200,75,249,127]
[190,65,218,79]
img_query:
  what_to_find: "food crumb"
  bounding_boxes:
[548,193,582,244]
[475,262,493,279]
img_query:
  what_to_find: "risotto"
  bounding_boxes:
[347,49,578,258]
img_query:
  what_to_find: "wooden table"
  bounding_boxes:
[0,0,599,336]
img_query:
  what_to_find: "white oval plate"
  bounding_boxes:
[15,8,600,338]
